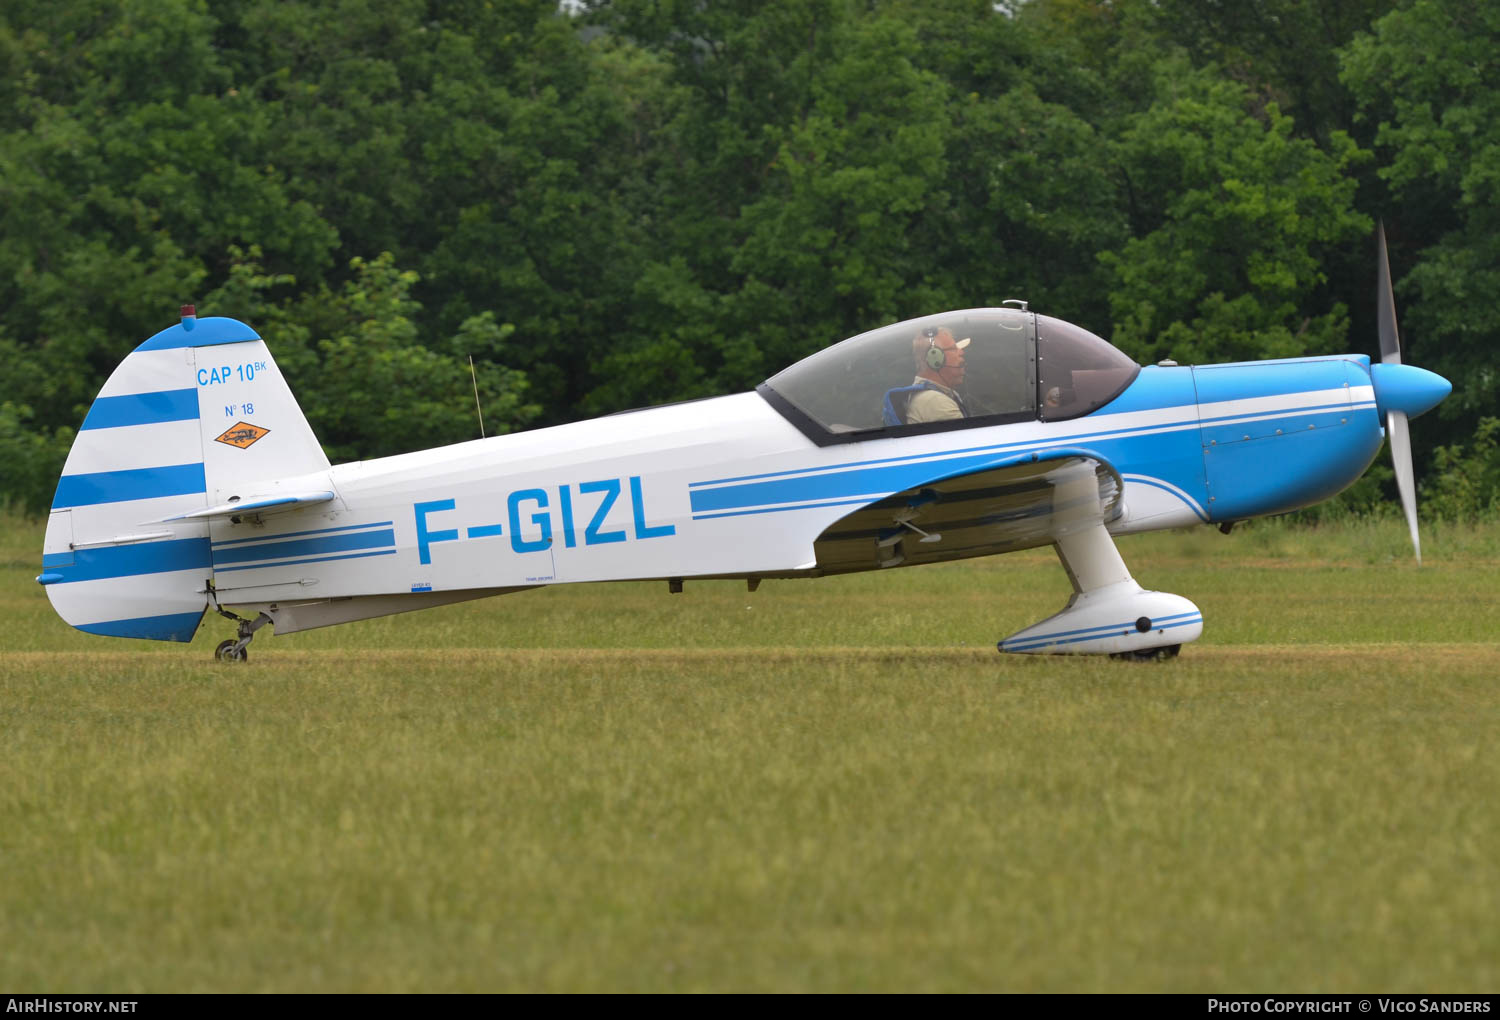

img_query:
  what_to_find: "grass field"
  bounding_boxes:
[2,512,1497,992]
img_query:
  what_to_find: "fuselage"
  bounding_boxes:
[211,353,1386,606]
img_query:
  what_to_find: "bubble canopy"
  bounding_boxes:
[757,308,1139,444]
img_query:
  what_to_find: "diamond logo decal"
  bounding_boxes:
[215,421,270,449]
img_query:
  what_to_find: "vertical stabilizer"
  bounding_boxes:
[38,312,330,641]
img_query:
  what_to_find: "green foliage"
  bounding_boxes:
[205,250,538,463]
[1426,418,1500,522]
[1342,0,1500,429]
[0,403,72,517]
[1102,59,1369,365]
[1281,417,1500,528]
[0,0,338,425]
[585,0,1130,409]
[721,11,959,373]
[1142,0,1399,143]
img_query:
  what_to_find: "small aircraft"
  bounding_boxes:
[38,230,1450,661]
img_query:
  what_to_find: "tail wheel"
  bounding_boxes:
[1110,644,1180,663]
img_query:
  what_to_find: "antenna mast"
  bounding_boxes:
[468,355,486,439]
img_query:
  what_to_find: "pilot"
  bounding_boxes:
[904,327,971,423]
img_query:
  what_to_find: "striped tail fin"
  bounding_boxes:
[38,310,330,641]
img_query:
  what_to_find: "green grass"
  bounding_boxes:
[2,513,1497,991]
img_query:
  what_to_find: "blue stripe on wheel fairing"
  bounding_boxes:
[1006,610,1203,647]
[1003,613,1203,651]
[40,537,213,583]
[80,389,199,430]
[51,463,206,509]
[1003,615,1202,651]
[211,528,396,566]
[76,610,206,642]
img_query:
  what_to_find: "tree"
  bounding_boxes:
[1342,0,1500,429]
[0,0,337,433]
[1101,58,1369,366]
[1142,0,1399,144]
[583,0,1129,410]
[204,250,537,463]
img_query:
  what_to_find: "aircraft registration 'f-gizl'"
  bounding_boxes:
[38,228,1450,661]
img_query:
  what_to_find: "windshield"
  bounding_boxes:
[1035,315,1140,421]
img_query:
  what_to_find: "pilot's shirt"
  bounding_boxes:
[904,376,967,423]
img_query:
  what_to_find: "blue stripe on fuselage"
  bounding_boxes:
[690,450,1028,514]
[687,414,1191,492]
[1198,405,1357,449]
[41,537,213,583]
[211,521,394,548]
[689,416,1213,515]
[214,548,397,573]
[211,528,396,567]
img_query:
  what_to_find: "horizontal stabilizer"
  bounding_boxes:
[159,490,337,522]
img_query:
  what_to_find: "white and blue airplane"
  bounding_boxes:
[38,233,1450,661]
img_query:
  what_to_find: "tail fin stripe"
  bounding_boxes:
[80,389,199,430]
[52,463,206,509]
[41,537,212,584]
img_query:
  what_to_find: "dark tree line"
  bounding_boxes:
[2,0,1497,517]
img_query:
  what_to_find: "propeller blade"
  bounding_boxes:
[1387,409,1421,564]
[1376,221,1402,365]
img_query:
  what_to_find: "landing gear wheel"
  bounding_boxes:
[210,610,271,663]
[1110,644,1180,663]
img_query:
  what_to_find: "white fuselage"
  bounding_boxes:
[210,385,1221,609]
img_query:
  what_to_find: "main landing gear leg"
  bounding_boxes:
[997,461,1203,658]
[213,609,272,663]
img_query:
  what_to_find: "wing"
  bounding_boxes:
[812,450,1122,573]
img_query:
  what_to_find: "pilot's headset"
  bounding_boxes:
[923,326,948,370]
